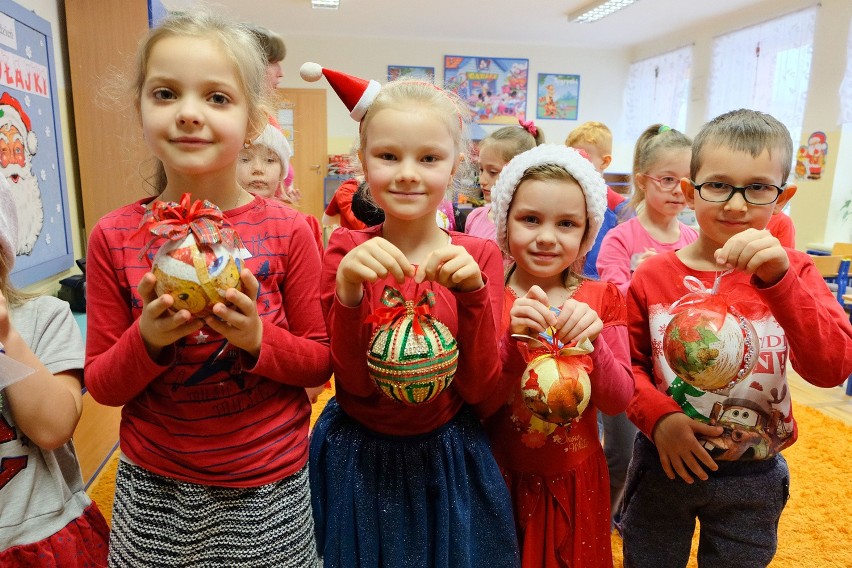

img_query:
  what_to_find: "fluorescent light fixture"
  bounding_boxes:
[568,0,640,24]
[312,0,339,9]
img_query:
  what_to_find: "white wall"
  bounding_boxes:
[276,35,634,171]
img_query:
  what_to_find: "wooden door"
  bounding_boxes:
[277,89,327,220]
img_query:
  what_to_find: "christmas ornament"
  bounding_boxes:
[663,271,758,392]
[514,319,595,427]
[139,193,246,318]
[365,286,458,405]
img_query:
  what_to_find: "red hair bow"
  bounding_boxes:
[519,118,538,137]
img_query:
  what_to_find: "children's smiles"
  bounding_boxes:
[360,107,459,226]
[507,178,587,284]
[140,36,252,183]
[684,145,796,250]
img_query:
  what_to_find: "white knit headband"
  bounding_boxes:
[490,144,607,259]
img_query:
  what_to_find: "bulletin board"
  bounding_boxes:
[0,0,73,287]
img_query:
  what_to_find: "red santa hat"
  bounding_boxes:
[0,92,37,155]
[252,124,291,180]
[299,62,381,121]
[808,131,826,145]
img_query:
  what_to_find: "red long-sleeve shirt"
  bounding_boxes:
[85,196,330,486]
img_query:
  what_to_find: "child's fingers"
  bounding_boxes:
[137,272,159,305]
[374,239,414,281]
[239,268,259,300]
[525,285,549,306]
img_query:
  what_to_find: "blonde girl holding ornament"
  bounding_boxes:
[84,11,329,566]
[481,144,634,567]
[465,120,544,242]
[300,62,519,568]
[597,124,697,296]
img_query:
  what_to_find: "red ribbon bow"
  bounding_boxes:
[137,193,242,258]
[365,287,436,336]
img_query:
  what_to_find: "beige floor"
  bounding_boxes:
[788,370,852,425]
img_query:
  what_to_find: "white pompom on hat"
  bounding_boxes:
[252,124,291,178]
[491,144,607,260]
[300,62,381,121]
[0,172,18,271]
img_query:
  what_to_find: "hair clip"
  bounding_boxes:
[519,118,538,137]
[658,125,672,134]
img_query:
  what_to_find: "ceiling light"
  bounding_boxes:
[568,0,640,24]
[311,0,339,9]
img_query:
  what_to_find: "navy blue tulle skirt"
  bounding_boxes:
[309,398,520,568]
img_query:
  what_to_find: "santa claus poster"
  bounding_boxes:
[0,1,73,287]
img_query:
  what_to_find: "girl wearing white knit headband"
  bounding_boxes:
[480,144,634,567]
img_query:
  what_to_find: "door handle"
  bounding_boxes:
[311,164,321,172]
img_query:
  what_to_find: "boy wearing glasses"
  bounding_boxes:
[621,109,852,567]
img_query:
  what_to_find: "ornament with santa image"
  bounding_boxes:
[139,193,247,318]
[515,323,595,427]
[663,271,759,392]
[365,286,458,405]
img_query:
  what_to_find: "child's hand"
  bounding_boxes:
[509,285,557,336]
[635,247,658,268]
[415,245,484,292]
[336,237,414,306]
[554,299,603,343]
[137,273,205,360]
[204,269,263,359]
[715,228,789,285]
[652,413,724,483]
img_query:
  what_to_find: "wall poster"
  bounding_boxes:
[387,65,435,83]
[536,73,580,120]
[0,1,73,286]
[443,55,529,124]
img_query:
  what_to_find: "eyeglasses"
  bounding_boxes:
[692,181,785,205]
[643,174,681,191]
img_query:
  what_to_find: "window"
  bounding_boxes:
[840,15,852,124]
[621,46,692,141]
[707,7,817,151]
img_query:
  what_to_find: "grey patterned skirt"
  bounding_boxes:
[108,460,319,567]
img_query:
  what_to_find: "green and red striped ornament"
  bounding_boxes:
[366,286,458,405]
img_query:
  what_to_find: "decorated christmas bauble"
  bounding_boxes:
[520,350,592,426]
[663,306,758,391]
[366,289,458,405]
[152,234,244,318]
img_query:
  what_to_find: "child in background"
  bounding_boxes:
[238,123,323,254]
[0,177,109,566]
[465,120,545,242]
[301,63,519,567]
[623,109,852,566]
[597,124,697,296]
[85,12,329,566]
[594,123,696,531]
[564,121,625,278]
[482,145,634,567]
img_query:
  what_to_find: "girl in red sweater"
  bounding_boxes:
[483,144,634,567]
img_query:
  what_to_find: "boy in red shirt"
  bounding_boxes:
[622,109,852,566]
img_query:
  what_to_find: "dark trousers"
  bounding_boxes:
[621,433,789,568]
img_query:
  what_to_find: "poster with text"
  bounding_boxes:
[0,1,73,286]
[536,73,580,120]
[444,55,528,125]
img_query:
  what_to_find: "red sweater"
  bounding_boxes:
[321,225,508,435]
[627,250,852,459]
[85,196,331,486]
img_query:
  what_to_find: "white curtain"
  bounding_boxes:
[621,46,692,141]
[707,7,817,149]
[840,15,852,124]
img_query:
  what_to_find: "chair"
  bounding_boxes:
[811,255,851,305]
[830,242,852,258]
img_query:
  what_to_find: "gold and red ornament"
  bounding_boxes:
[138,193,247,318]
[663,271,758,392]
[365,286,458,405]
[514,319,594,427]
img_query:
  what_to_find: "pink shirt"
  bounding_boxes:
[464,205,497,242]
[597,216,698,296]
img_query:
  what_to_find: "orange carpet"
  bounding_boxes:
[87,396,850,567]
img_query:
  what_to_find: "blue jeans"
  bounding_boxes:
[621,434,789,568]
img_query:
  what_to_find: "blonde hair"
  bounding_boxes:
[692,109,793,183]
[479,124,544,163]
[565,121,612,155]
[359,80,471,193]
[627,124,692,213]
[0,253,34,308]
[132,10,273,193]
[244,23,286,63]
